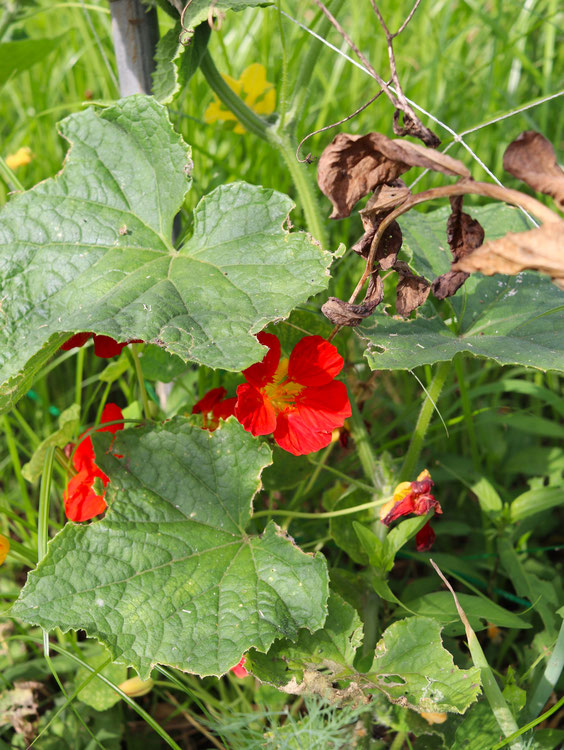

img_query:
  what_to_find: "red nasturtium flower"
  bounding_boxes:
[192,387,237,431]
[234,333,351,456]
[64,403,124,522]
[230,656,249,678]
[61,333,142,358]
[379,469,442,552]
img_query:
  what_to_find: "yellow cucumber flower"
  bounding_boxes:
[5,147,33,170]
[204,63,275,134]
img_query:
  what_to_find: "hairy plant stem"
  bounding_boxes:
[399,360,452,482]
[199,50,328,248]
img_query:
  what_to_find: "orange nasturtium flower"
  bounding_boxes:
[379,469,442,551]
[235,333,351,456]
[61,332,142,358]
[204,63,276,134]
[230,656,249,678]
[192,386,237,431]
[0,534,9,566]
[5,146,32,170]
[63,403,124,522]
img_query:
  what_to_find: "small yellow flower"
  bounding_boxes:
[204,63,275,134]
[420,711,447,725]
[5,147,33,170]
[118,675,154,697]
[0,535,9,565]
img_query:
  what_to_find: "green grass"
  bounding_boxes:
[1,0,563,748]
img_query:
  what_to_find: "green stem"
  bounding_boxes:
[0,155,25,192]
[200,50,268,139]
[270,132,328,247]
[3,414,34,522]
[199,50,328,247]
[454,355,479,471]
[130,344,152,421]
[399,361,452,482]
[526,617,564,720]
[74,345,85,412]
[389,731,407,750]
[253,493,391,520]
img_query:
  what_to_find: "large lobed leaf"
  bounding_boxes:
[359,205,564,372]
[11,419,329,678]
[0,96,331,413]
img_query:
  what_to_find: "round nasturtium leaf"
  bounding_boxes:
[12,418,329,678]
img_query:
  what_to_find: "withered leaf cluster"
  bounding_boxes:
[455,132,564,289]
[317,129,564,329]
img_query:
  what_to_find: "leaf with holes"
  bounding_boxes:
[0,96,331,413]
[11,418,329,678]
[358,204,564,371]
[246,591,363,689]
[367,616,481,713]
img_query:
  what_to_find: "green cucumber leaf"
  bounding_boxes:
[153,22,211,104]
[367,616,481,714]
[181,1,274,31]
[246,591,363,689]
[12,418,329,678]
[0,96,331,413]
[359,205,564,372]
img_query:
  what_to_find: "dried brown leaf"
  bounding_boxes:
[322,273,384,327]
[432,196,485,299]
[317,133,411,219]
[453,222,564,290]
[393,110,441,149]
[352,217,402,270]
[394,261,430,316]
[504,131,564,210]
[318,132,469,219]
[362,182,411,217]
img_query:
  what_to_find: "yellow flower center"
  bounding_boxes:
[263,358,304,414]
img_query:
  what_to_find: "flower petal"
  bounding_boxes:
[230,656,249,678]
[60,332,92,351]
[193,387,227,415]
[212,396,237,422]
[273,411,333,456]
[416,522,436,552]
[72,436,95,473]
[99,403,124,434]
[288,336,344,387]
[381,494,417,525]
[235,383,277,436]
[63,470,107,522]
[295,380,351,432]
[92,335,128,358]
[242,333,281,388]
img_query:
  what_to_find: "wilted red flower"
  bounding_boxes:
[64,403,124,522]
[192,387,236,431]
[61,333,142,358]
[415,521,436,552]
[379,469,442,550]
[234,333,351,456]
[230,656,249,678]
